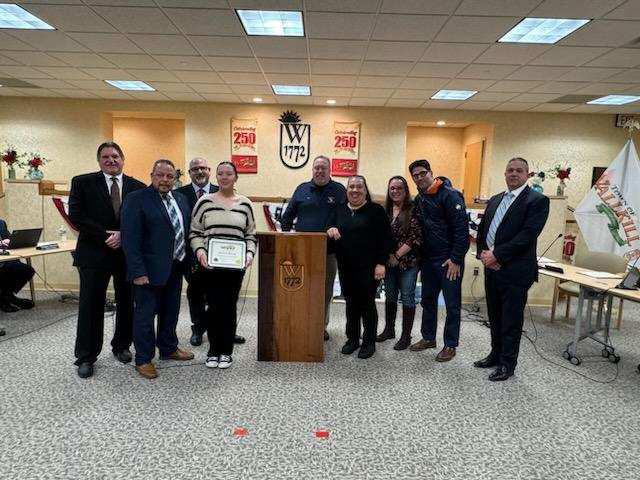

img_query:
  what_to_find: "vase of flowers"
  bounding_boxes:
[550,165,571,196]
[25,154,47,181]
[529,170,545,193]
[2,147,23,180]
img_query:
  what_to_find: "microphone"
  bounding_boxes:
[538,233,564,273]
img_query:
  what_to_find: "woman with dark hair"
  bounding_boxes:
[327,175,392,359]
[376,176,422,350]
[189,161,256,370]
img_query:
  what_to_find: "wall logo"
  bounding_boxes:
[279,260,304,292]
[279,110,310,169]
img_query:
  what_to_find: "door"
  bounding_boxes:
[463,140,484,206]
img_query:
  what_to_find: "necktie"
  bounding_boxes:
[110,177,121,220]
[162,194,186,261]
[486,192,514,249]
[197,188,204,198]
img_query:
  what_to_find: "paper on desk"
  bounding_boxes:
[537,256,558,263]
[576,271,622,279]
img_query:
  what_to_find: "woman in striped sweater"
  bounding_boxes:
[189,161,256,370]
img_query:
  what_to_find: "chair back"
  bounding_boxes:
[575,250,627,274]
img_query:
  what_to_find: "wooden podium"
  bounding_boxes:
[257,232,326,362]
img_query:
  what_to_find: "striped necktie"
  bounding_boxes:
[486,192,514,249]
[162,194,186,261]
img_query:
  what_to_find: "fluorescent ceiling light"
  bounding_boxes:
[105,80,155,91]
[499,18,589,44]
[587,95,640,105]
[272,85,310,96]
[237,10,304,36]
[431,90,477,100]
[0,4,55,29]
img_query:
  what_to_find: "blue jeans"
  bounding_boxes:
[384,266,419,307]
[420,259,463,348]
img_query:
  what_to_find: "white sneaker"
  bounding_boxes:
[205,356,219,368]
[218,355,233,369]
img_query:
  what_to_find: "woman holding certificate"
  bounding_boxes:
[189,161,256,370]
[326,175,393,359]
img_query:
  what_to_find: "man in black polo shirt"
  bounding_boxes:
[281,155,347,340]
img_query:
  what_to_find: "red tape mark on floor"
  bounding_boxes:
[314,430,330,438]
[233,427,248,437]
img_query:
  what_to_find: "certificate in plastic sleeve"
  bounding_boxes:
[207,238,246,270]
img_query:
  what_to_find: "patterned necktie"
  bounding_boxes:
[162,194,186,261]
[486,192,514,249]
[110,177,121,220]
[197,188,204,198]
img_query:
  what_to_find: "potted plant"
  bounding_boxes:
[24,153,49,181]
[550,164,571,196]
[1,146,24,180]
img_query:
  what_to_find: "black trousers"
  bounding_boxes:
[74,265,133,365]
[184,268,207,335]
[203,268,244,357]
[484,269,529,373]
[339,266,379,346]
[0,260,35,296]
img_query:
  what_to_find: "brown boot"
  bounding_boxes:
[161,348,195,361]
[135,363,158,379]
[376,301,397,342]
[436,346,456,362]
[394,305,415,350]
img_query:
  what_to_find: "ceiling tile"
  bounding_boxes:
[260,58,308,74]
[0,87,25,96]
[457,101,501,110]
[162,92,205,102]
[399,77,449,89]
[312,86,353,96]
[189,36,252,56]
[127,91,170,100]
[360,61,413,76]
[486,80,542,92]
[557,67,623,82]
[238,94,277,103]
[381,0,456,14]
[189,83,232,93]
[87,89,135,99]
[92,7,179,34]
[310,60,361,75]
[153,55,211,71]
[567,104,610,113]
[66,79,116,90]
[68,33,144,54]
[157,0,228,7]
[605,0,640,20]
[420,42,488,63]
[457,64,519,79]
[531,0,626,19]
[474,44,551,65]
[311,75,357,87]
[176,71,224,83]
[275,95,313,105]
[306,0,379,12]
[20,78,75,89]
[49,53,116,68]
[164,8,243,36]
[53,89,100,99]
[102,54,163,69]
[81,68,133,80]
[455,0,541,16]
[229,0,302,9]
[84,1,156,5]
[307,12,375,40]
[0,66,52,78]
[392,89,432,99]
[0,54,20,66]
[492,102,538,111]
[530,46,611,66]
[444,79,495,90]
[421,99,462,109]
[602,69,640,83]
[471,91,519,102]
[312,97,350,106]
[512,92,563,102]
[219,72,267,85]
[408,62,466,78]
[249,38,307,58]
[508,66,573,80]
[23,5,117,33]
[147,82,194,92]
[126,69,180,81]
[130,35,198,55]
[309,39,367,60]
[530,81,591,93]
[366,42,428,62]
[230,84,273,95]
[587,48,640,68]
[529,103,576,112]
[7,31,88,52]
[11,88,62,97]
[36,67,94,79]
[1,51,67,67]
[0,32,35,51]
[386,98,425,107]
[576,82,633,94]
[266,73,310,84]
[349,97,387,106]
[435,16,520,43]
[356,76,404,88]
[352,87,394,98]
[372,14,448,42]
[205,57,259,72]
[560,20,640,47]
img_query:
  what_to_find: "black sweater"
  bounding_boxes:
[328,201,393,270]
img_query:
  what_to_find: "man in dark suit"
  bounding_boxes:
[474,157,550,381]
[122,159,194,380]
[68,142,145,379]
[0,219,35,312]
[175,157,245,347]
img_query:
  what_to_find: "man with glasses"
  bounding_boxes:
[408,159,469,363]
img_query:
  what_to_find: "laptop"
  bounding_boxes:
[7,228,43,249]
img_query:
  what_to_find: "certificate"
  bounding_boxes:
[207,238,246,270]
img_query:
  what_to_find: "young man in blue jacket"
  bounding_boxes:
[409,159,470,362]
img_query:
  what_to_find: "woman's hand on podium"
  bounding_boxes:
[326,227,341,240]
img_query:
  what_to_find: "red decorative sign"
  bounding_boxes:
[332,121,360,177]
[231,118,258,173]
[231,154,257,173]
[331,158,358,177]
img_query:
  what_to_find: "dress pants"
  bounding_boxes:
[324,254,338,326]
[420,259,463,348]
[0,260,35,296]
[184,268,207,335]
[203,268,244,357]
[484,269,529,373]
[339,266,379,346]
[74,264,133,366]
[132,261,183,366]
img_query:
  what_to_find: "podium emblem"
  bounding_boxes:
[279,260,304,292]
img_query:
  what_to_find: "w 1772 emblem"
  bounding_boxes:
[279,110,310,169]
[279,261,304,292]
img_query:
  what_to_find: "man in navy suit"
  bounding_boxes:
[474,157,549,381]
[122,159,194,379]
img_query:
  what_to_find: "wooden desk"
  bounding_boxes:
[0,253,22,263]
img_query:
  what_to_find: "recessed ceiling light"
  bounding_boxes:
[272,85,310,96]
[326,99,336,105]
[587,95,640,105]
[237,10,304,36]
[253,97,263,103]
[436,120,446,126]
[0,4,55,29]
[498,18,589,44]
[105,80,155,91]
[431,90,477,100]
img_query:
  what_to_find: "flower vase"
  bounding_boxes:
[7,165,16,180]
[556,179,566,197]
[29,166,44,181]
[531,181,543,193]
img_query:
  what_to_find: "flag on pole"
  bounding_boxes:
[574,139,640,263]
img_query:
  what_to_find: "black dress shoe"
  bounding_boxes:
[341,341,359,355]
[234,334,246,344]
[488,366,513,382]
[357,343,375,359]
[0,301,19,313]
[77,362,94,379]
[324,330,330,341]
[9,294,34,310]
[474,355,498,369]
[190,333,203,346]
[113,349,132,364]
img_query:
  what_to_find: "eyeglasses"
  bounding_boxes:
[389,186,405,192]
[189,166,209,172]
[411,170,429,180]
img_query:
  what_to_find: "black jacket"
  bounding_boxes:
[68,172,146,269]
[413,179,469,265]
[0,219,9,240]
[174,183,219,212]
[476,186,550,287]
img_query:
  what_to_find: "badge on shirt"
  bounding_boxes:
[455,204,462,210]
[327,196,335,204]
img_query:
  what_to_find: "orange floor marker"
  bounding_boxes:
[314,430,330,438]
[233,427,248,437]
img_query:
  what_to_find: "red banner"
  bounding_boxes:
[231,154,257,173]
[331,158,358,177]
[231,118,258,173]
[332,121,360,177]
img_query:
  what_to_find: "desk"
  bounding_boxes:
[539,263,640,365]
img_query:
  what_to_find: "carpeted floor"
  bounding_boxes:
[1,292,639,480]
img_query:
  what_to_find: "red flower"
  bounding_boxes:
[29,156,43,168]
[556,167,571,180]
[1,150,17,166]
